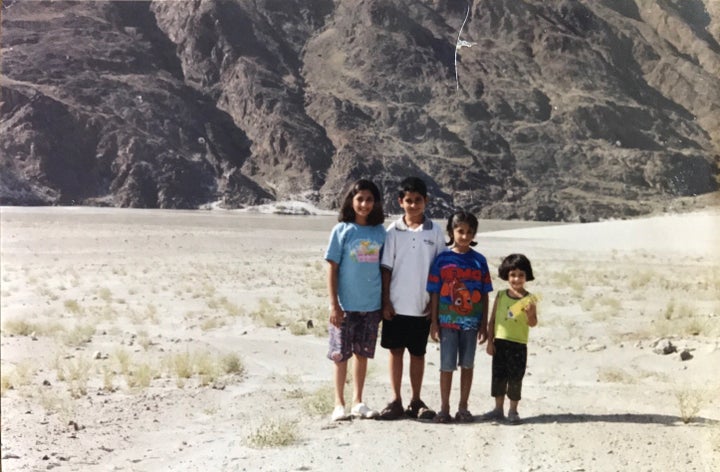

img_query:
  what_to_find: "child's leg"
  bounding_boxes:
[438,327,459,415]
[458,367,473,411]
[408,316,431,403]
[506,342,527,414]
[334,360,348,406]
[457,330,478,412]
[486,339,510,418]
[388,348,404,403]
[439,371,453,414]
[408,353,424,402]
[352,354,368,405]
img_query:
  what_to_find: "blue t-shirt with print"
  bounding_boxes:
[325,222,386,312]
[427,249,493,330]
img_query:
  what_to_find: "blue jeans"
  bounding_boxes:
[439,328,478,371]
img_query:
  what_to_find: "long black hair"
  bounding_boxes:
[338,179,385,226]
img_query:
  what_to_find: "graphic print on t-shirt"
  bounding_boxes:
[350,238,381,263]
[443,277,482,316]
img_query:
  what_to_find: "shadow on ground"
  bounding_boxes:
[522,413,719,426]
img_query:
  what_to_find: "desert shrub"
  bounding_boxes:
[1,372,13,396]
[247,418,298,448]
[597,367,635,384]
[1,319,38,336]
[221,353,244,375]
[63,299,82,314]
[126,362,154,389]
[675,388,705,424]
[302,385,334,416]
[113,348,132,375]
[168,351,194,380]
[54,355,92,398]
[61,324,95,346]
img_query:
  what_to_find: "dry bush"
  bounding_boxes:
[302,385,334,416]
[125,362,155,389]
[112,348,132,375]
[221,353,244,375]
[597,367,636,384]
[1,372,13,396]
[246,418,298,448]
[54,355,92,398]
[60,324,95,347]
[63,299,82,314]
[200,316,226,332]
[675,387,706,424]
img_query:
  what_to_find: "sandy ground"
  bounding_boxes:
[1,206,719,472]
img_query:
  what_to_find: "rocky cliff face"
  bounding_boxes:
[1,0,718,221]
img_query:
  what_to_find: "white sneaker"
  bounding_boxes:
[331,405,349,421]
[351,402,379,419]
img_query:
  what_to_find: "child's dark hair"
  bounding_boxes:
[338,179,385,225]
[445,210,478,247]
[498,253,535,281]
[397,176,428,199]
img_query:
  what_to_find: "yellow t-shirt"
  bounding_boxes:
[493,290,533,344]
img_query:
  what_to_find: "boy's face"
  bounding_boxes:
[398,191,427,220]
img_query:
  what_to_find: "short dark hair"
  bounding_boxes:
[397,176,428,199]
[338,179,385,226]
[445,210,478,247]
[498,253,535,281]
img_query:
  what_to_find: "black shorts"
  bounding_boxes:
[380,314,431,357]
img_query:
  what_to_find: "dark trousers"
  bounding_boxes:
[491,339,527,401]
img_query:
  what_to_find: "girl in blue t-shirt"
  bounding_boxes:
[427,210,493,423]
[325,179,386,421]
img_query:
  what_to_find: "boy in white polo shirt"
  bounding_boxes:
[378,177,447,420]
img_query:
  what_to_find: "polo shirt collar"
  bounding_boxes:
[395,215,433,231]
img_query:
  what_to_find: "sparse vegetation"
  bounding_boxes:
[221,353,244,375]
[54,355,92,398]
[675,388,706,424]
[597,367,635,384]
[1,371,14,396]
[125,362,155,389]
[63,299,82,314]
[61,324,95,346]
[302,385,334,416]
[2,318,39,336]
[246,418,298,448]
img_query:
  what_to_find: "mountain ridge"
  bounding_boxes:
[1,0,718,221]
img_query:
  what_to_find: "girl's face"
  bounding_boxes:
[352,190,375,224]
[507,268,527,292]
[451,222,475,252]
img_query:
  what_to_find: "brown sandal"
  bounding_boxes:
[406,399,436,420]
[378,400,404,420]
[455,409,474,423]
[433,411,452,423]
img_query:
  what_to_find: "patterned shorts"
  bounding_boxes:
[327,310,382,363]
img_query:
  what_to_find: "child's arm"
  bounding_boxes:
[477,292,489,344]
[381,267,395,320]
[525,301,538,327]
[486,295,499,355]
[327,261,343,327]
[429,292,440,342]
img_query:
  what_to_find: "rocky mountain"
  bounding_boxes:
[1,0,718,221]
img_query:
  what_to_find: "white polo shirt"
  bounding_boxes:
[381,216,447,317]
